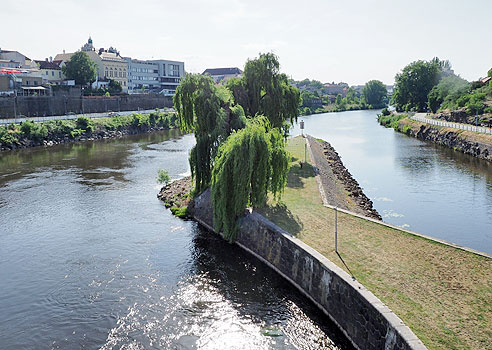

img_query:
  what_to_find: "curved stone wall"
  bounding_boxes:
[191,190,427,350]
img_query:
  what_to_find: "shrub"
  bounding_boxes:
[75,116,94,132]
[156,169,170,185]
[381,107,391,116]
[70,128,85,138]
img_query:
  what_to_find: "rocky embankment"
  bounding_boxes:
[308,136,382,220]
[0,125,175,152]
[434,108,492,127]
[398,119,492,161]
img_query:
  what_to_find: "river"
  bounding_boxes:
[0,130,352,349]
[292,110,492,255]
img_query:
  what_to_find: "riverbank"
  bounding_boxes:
[0,112,178,152]
[378,113,492,161]
[160,136,492,350]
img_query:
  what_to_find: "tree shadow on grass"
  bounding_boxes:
[257,202,304,236]
[286,156,315,189]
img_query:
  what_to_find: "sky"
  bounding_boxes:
[1,0,491,86]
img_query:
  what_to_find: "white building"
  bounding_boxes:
[124,58,184,95]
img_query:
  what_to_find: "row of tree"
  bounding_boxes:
[299,79,388,115]
[174,53,300,241]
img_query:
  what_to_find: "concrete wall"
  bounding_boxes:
[190,190,427,350]
[0,95,173,118]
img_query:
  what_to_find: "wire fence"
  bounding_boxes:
[411,114,492,135]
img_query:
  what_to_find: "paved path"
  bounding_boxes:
[410,113,492,135]
[0,108,173,126]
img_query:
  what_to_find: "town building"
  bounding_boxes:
[202,67,242,84]
[35,59,65,83]
[0,48,46,94]
[323,83,347,96]
[54,37,128,92]
[124,58,184,95]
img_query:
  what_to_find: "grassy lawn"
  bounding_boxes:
[257,136,492,350]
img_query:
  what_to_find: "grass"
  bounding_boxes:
[257,136,492,350]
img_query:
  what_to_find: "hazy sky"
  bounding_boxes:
[2,0,491,85]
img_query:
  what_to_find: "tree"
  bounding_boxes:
[173,74,245,194]
[227,53,300,135]
[62,51,97,86]
[362,80,387,108]
[392,59,442,112]
[427,75,469,112]
[211,117,289,241]
[108,79,122,94]
[488,68,492,78]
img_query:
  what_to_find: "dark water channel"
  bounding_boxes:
[292,110,492,254]
[0,131,353,349]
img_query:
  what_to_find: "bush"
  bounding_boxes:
[70,128,85,138]
[156,169,170,185]
[381,107,391,116]
[75,116,94,132]
[20,120,48,141]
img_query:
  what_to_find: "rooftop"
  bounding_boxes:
[202,67,242,76]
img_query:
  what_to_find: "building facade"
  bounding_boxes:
[54,38,128,92]
[35,59,65,83]
[125,58,184,95]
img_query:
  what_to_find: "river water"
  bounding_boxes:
[292,110,492,254]
[0,131,353,350]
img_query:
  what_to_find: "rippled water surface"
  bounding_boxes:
[292,110,492,254]
[0,131,352,349]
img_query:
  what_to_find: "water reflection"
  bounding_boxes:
[0,130,352,349]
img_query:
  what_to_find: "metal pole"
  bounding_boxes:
[304,143,307,164]
[335,207,338,252]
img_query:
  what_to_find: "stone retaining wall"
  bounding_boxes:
[398,120,492,161]
[190,190,427,350]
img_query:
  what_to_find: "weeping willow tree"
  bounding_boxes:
[227,52,300,135]
[173,74,246,194]
[211,117,289,241]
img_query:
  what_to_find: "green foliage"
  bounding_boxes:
[70,128,85,138]
[104,91,110,97]
[0,112,176,148]
[211,118,289,241]
[62,51,97,86]
[227,52,300,134]
[488,68,492,78]
[0,125,19,146]
[362,80,387,108]
[378,113,407,130]
[393,58,444,112]
[156,169,170,185]
[20,120,48,141]
[428,75,470,112]
[381,107,391,116]
[75,116,94,132]
[174,74,245,194]
[170,206,189,218]
[108,79,122,94]
[335,94,342,105]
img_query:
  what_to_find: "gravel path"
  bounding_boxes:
[306,135,381,220]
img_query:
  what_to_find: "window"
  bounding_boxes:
[59,72,61,77]
[46,71,48,75]
[52,71,55,76]
[110,71,113,77]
